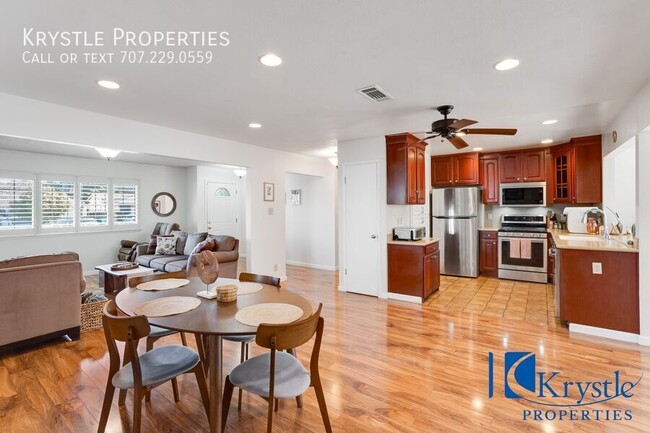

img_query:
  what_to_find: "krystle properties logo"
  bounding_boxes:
[488,352,642,422]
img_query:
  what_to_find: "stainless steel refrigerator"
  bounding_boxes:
[431,187,479,277]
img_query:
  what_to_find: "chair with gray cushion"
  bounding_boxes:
[97,300,209,433]
[119,222,180,262]
[221,303,331,433]
[223,273,282,409]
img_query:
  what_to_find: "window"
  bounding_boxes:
[113,183,138,225]
[41,179,75,229]
[79,181,108,227]
[0,176,34,230]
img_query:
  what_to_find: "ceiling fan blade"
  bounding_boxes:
[448,135,469,150]
[449,119,478,130]
[461,128,517,136]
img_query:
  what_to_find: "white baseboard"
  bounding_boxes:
[84,270,99,277]
[337,285,345,292]
[569,323,639,344]
[386,292,421,304]
[286,260,338,271]
[638,335,650,346]
[280,275,288,282]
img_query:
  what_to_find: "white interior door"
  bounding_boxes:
[206,182,238,236]
[343,162,379,296]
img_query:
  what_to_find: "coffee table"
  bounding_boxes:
[95,264,154,295]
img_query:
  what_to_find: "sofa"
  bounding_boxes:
[118,222,180,262]
[0,252,85,354]
[136,233,240,278]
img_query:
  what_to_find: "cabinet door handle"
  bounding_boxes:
[524,177,527,180]
[517,177,520,180]
[371,234,377,239]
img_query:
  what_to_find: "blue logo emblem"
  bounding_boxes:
[488,351,641,422]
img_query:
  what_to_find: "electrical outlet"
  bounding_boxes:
[592,262,602,274]
[487,213,493,220]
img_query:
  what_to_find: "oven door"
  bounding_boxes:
[498,237,548,273]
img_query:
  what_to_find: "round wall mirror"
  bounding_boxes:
[151,192,177,217]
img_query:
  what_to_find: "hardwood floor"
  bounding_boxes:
[2,263,650,432]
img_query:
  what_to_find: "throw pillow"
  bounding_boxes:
[172,230,188,255]
[146,235,158,254]
[155,236,177,255]
[191,238,217,255]
[183,232,208,255]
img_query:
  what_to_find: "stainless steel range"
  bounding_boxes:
[498,215,548,283]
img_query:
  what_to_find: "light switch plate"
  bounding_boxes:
[592,262,602,274]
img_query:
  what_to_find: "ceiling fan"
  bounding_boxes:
[411,105,517,150]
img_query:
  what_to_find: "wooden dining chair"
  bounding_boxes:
[97,300,209,433]
[221,304,332,433]
[223,272,281,409]
[129,271,189,349]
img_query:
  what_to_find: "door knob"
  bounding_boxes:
[371,234,377,239]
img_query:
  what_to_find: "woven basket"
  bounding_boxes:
[81,299,108,332]
[216,284,238,303]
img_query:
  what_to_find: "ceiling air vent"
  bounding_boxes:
[357,85,393,103]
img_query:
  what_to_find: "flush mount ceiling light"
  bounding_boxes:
[541,139,554,144]
[233,167,247,178]
[542,119,558,125]
[259,53,282,67]
[473,147,483,151]
[97,80,120,89]
[248,123,262,129]
[95,147,120,160]
[493,58,520,71]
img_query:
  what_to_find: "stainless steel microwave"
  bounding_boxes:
[500,182,546,207]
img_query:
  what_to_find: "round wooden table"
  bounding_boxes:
[116,277,313,433]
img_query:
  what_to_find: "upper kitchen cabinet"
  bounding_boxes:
[499,149,545,183]
[431,152,479,187]
[386,133,427,205]
[550,135,602,204]
[479,153,499,204]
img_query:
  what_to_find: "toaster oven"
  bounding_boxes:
[393,226,426,241]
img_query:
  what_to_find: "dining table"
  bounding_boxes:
[115,276,313,433]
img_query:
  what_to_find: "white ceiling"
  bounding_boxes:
[1,1,649,157]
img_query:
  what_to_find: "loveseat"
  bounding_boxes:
[118,222,180,262]
[0,252,85,354]
[135,233,240,278]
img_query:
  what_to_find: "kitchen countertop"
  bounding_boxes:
[548,229,638,253]
[479,227,499,231]
[387,236,439,246]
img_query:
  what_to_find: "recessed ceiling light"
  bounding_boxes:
[259,53,282,67]
[494,58,520,71]
[541,139,554,144]
[97,80,120,90]
[473,147,483,151]
[542,119,558,125]
[248,123,262,129]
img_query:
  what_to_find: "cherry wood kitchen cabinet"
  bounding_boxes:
[499,149,545,183]
[479,154,499,204]
[388,241,440,301]
[479,230,498,277]
[550,135,602,204]
[431,153,479,187]
[386,134,427,204]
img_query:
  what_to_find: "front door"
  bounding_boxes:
[343,161,380,296]
[206,182,238,237]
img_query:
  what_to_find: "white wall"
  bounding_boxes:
[602,137,636,230]
[0,92,337,279]
[604,78,650,344]
[186,166,247,256]
[0,149,187,272]
[285,173,337,271]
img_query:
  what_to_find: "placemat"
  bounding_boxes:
[236,282,263,295]
[235,303,303,327]
[133,296,201,317]
[136,278,190,291]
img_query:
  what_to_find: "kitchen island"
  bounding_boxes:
[549,230,639,335]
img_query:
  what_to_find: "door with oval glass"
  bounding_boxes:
[206,182,238,237]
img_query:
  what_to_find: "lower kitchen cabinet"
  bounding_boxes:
[388,241,440,301]
[479,230,498,277]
